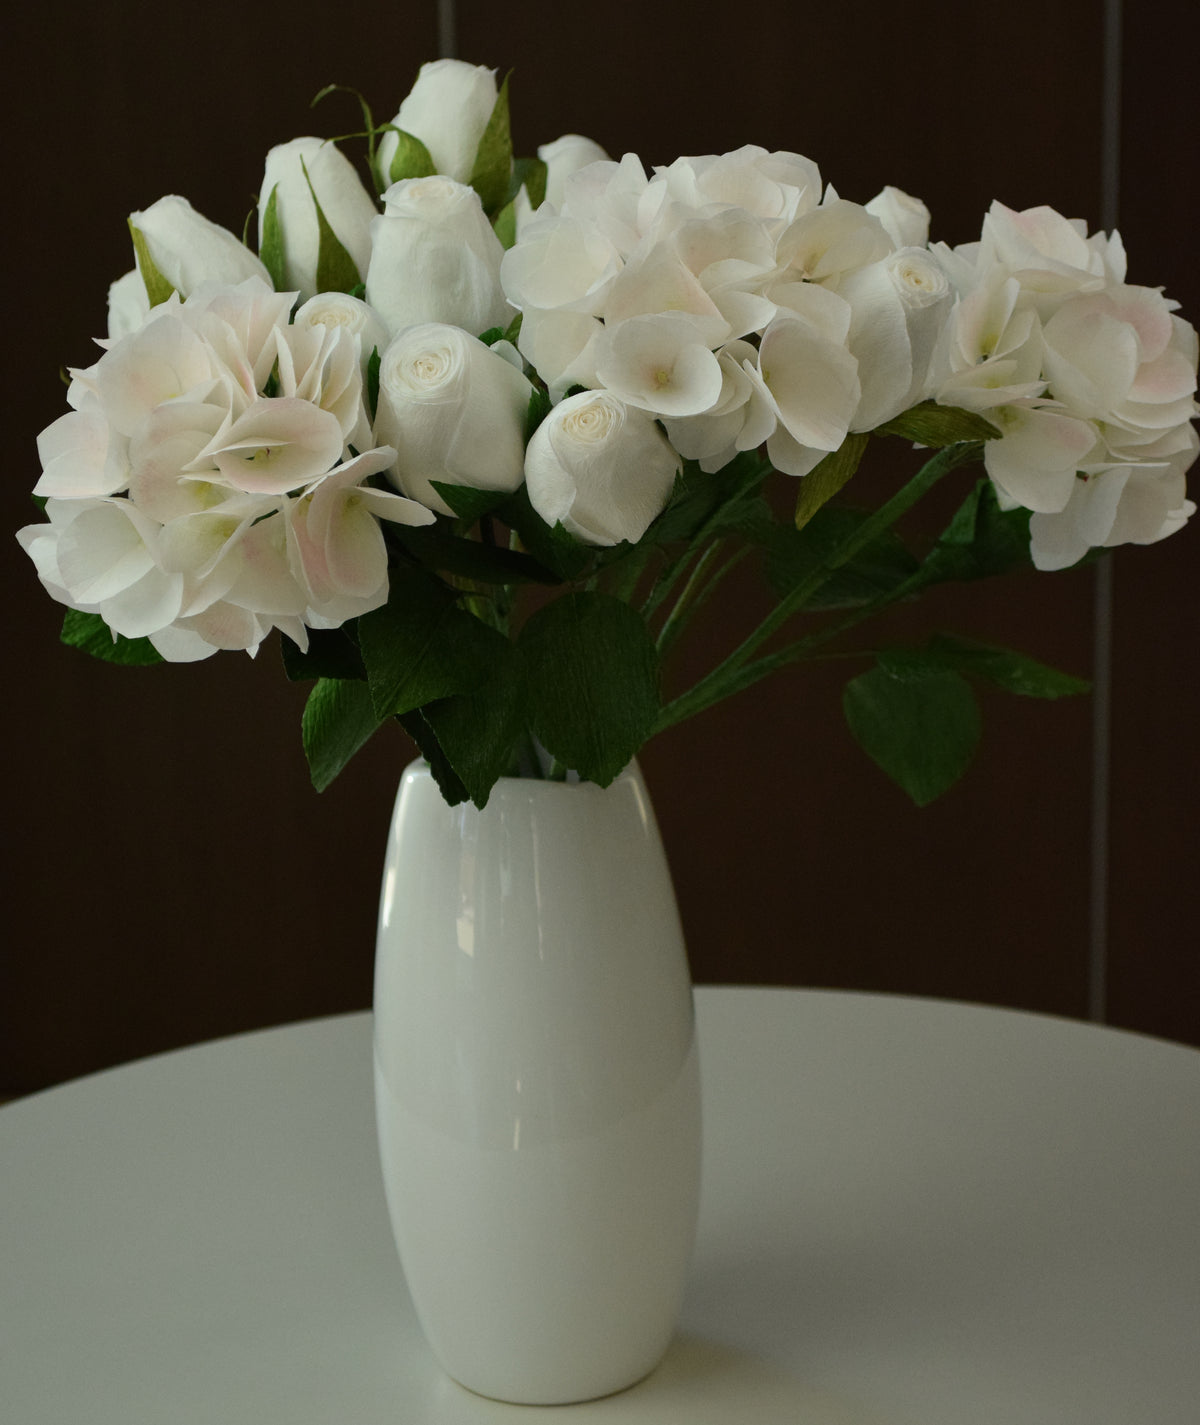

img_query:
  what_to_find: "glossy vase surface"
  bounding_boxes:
[373,759,701,1405]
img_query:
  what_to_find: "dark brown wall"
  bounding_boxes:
[3,0,1196,1093]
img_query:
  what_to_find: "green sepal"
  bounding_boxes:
[281,626,365,682]
[501,486,593,581]
[127,220,176,308]
[468,72,513,215]
[795,432,869,530]
[875,401,999,447]
[258,184,286,290]
[300,153,361,294]
[509,156,547,210]
[386,127,437,186]
[843,661,981,806]
[302,676,388,792]
[366,346,381,423]
[524,384,553,444]
[519,592,659,786]
[492,198,518,250]
[428,481,508,522]
[357,568,511,720]
[60,609,164,666]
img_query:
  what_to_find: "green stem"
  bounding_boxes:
[654,440,982,733]
[656,540,724,654]
[657,542,751,660]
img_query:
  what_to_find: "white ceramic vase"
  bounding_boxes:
[373,759,701,1405]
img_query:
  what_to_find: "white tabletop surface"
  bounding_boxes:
[4,988,1199,1424]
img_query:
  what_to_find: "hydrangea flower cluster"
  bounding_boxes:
[22,282,432,659]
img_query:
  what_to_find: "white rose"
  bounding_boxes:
[106,269,150,340]
[129,195,271,297]
[373,323,532,514]
[538,134,610,209]
[376,60,497,186]
[258,137,378,301]
[865,186,931,249]
[524,390,681,546]
[367,177,511,338]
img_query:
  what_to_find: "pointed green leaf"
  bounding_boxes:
[468,72,513,215]
[395,709,470,805]
[281,626,365,682]
[925,635,1091,699]
[390,518,562,585]
[427,481,509,522]
[422,643,527,808]
[843,663,980,806]
[127,220,176,308]
[357,569,509,719]
[765,505,919,610]
[916,478,1034,586]
[300,153,361,294]
[519,592,659,785]
[387,127,437,185]
[875,401,999,447]
[60,609,164,666]
[302,677,388,791]
[258,184,286,290]
[795,431,869,530]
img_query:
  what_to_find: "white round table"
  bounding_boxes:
[4,988,1198,1424]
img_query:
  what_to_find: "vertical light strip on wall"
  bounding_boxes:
[438,0,458,59]
[1089,0,1122,1024]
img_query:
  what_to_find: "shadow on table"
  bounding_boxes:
[422,1334,871,1423]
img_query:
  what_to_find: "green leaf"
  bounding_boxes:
[509,156,548,210]
[126,220,176,308]
[468,72,513,215]
[795,432,869,530]
[875,401,999,447]
[923,635,1091,699]
[843,663,981,806]
[422,643,527,808]
[302,677,388,792]
[765,505,919,610]
[395,709,470,806]
[300,153,362,294]
[281,626,365,682]
[258,184,286,290]
[389,518,562,585]
[649,452,773,547]
[60,609,164,666]
[519,592,659,785]
[357,569,510,719]
[386,127,437,185]
[916,478,1033,586]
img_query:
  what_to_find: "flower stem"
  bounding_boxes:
[654,440,983,732]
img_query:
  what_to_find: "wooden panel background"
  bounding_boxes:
[2,0,1195,1093]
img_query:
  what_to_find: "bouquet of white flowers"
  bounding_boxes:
[19,60,1198,808]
